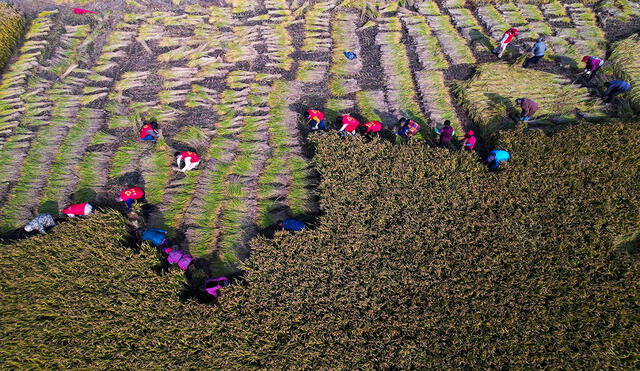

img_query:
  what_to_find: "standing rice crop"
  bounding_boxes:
[0,4,25,70]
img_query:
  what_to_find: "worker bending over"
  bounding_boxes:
[461,130,476,151]
[139,120,159,142]
[582,55,604,82]
[307,109,326,130]
[338,115,361,136]
[201,276,230,298]
[167,249,193,271]
[487,150,510,170]
[175,151,200,172]
[63,202,93,217]
[24,213,56,234]
[435,120,455,147]
[141,228,168,246]
[515,98,538,122]
[398,118,421,141]
[523,36,546,68]
[604,80,631,103]
[361,121,382,136]
[493,28,518,59]
[278,218,306,231]
[116,186,144,211]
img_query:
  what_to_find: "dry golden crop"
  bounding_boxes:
[2,119,640,368]
[0,3,25,69]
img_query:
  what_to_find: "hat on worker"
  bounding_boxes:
[582,55,590,62]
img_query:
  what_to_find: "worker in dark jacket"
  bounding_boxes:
[523,36,547,68]
[604,80,631,103]
[435,120,455,147]
[515,98,539,121]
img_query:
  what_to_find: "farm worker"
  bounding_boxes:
[460,130,476,150]
[582,55,604,82]
[201,276,230,298]
[604,80,631,103]
[175,151,200,172]
[278,218,306,231]
[523,35,547,68]
[338,115,360,135]
[167,249,193,270]
[435,120,455,147]
[141,228,168,247]
[515,98,538,121]
[361,120,382,135]
[307,109,326,130]
[23,213,56,234]
[487,150,510,170]
[139,120,158,142]
[116,186,145,211]
[398,118,421,140]
[63,202,93,217]
[493,28,518,58]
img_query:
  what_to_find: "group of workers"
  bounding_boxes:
[494,27,632,104]
[307,109,478,151]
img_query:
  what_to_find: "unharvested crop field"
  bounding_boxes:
[2,121,639,368]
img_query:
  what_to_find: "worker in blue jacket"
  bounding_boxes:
[487,150,510,170]
[141,228,168,246]
[278,218,306,231]
[604,80,631,103]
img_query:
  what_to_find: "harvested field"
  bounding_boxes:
[454,62,605,135]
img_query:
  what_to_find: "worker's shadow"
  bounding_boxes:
[469,29,493,51]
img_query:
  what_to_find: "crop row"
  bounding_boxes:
[415,2,475,65]
[0,18,95,230]
[0,10,58,144]
[301,2,332,53]
[375,27,424,126]
[0,3,25,70]
[329,12,362,97]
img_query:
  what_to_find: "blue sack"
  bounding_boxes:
[344,51,357,60]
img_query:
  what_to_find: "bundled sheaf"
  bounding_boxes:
[2,121,640,369]
[609,33,640,110]
[0,3,25,70]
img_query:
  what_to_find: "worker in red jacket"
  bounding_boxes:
[493,28,518,58]
[581,55,604,82]
[175,151,200,172]
[116,186,144,211]
[139,120,158,142]
[63,202,93,217]
[338,115,360,136]
[306,109,326,130]
[515,98,539,121]
[360,121,382,136]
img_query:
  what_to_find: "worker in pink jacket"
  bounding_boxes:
[582,55,604,82]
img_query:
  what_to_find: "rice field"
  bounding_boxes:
[0,0,634,273]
